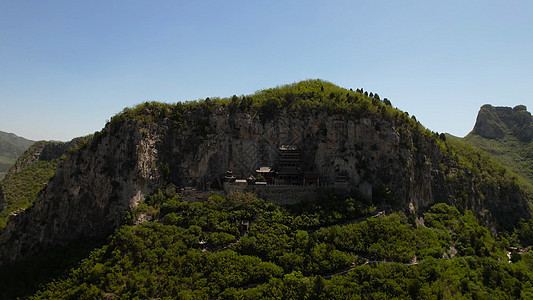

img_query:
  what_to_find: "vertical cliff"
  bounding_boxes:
[0,120,162,265]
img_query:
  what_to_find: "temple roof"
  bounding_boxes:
[256,166,272,173]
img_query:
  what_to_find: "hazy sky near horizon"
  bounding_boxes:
[1,1,532,141]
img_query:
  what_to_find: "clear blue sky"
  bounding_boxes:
[1,1,532,141]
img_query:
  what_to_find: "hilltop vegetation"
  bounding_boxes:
[0,131,34,179]
[111,80,411,130]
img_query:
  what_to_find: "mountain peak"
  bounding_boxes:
[472,104,533,141]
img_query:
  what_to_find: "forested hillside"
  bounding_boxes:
[0,80,532,298]
[15,191,533,299]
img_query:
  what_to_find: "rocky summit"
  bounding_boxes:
[472,104,533,141]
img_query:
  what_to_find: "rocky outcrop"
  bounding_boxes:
[0,103,530,266]
[472,104,533,141]
[0,131,35,180]
[465,104,533,187]
[4,139,81,180]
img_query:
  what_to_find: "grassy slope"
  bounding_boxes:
[463,134,533,186]
[0,160,58,229]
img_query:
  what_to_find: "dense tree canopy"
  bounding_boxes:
[21,190,533,299]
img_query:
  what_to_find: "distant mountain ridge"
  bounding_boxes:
[0,131,35,180]
[464,104,533,189]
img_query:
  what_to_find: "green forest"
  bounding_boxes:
[12,190,532,299]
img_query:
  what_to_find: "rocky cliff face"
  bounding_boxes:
[0,101,530,266]
[473,104,533,141]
